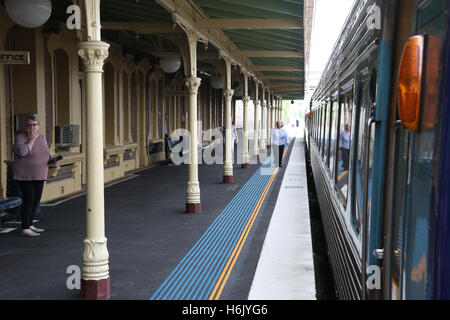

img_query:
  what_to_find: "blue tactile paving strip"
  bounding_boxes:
[150,160,278,300]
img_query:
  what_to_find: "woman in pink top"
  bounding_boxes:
[13,115,53,237]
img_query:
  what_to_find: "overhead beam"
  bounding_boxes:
[273,89,303,94]
[249,66,304,72]
[261,75,303,80]
[149,51,220,60]
[273,86,304,89]
[150,51,303,61]
[269,87,303,93]
[197,18,303,29]
[102,21,180,34]
[268,82,304,88]
[102,19,303,34]
[231,50,303,58]
[273,86,304,90]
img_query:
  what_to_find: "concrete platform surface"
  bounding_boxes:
[248,131,316,300]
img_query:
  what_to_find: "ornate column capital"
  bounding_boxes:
[78,41,110,72]
[243,96,250,104]
[223,89,234,101]
[185,77,202,95]
[254,99,261,107]
[262,102,267,109]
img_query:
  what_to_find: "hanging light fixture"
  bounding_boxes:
[5,0,52,28]
[159,56,181,74]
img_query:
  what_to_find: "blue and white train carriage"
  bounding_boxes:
[305,0,450,299]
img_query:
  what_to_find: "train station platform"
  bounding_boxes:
[0,129,315,300]
[249,133,315,300]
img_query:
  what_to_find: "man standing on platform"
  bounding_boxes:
[271,121,290,168]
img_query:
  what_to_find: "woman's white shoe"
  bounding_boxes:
[30,226,44,233]
[21,229,40,237]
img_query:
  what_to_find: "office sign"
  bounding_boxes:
[0,51,30,64]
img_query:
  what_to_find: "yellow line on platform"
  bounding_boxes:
[208,143,291,300]
[208,169,278,300]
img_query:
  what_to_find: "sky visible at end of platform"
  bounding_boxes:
[308,0,355,87]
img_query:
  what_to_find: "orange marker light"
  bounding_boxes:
[397,35,424,133]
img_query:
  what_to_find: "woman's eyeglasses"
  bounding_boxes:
[26,123,39,127]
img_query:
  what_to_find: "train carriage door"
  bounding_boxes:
[351,70,377,299]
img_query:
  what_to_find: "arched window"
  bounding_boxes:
[54,49,70,126]
[122,71,130,142]
[130,71,137,143]
[104,63,115,145]
[150,79,158,138]
[144,72,150,143]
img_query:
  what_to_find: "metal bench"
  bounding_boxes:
[0,197,22,233]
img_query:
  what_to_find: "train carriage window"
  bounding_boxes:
[314,109,319,142]
[315,111,318,142]
[313,110,316,141]
[329,99,339,177]
[325,101,333,164]
[315,110,319,143]
[313,111,317,142]
[316,108,320,147]
[314,111,318,142]
[323,103,331,160]
[353,87,367,234]
[356,103,366,168]
[319,106,324,148]
[317,109,320,143]
[352,75,376,236]
[336,94,353,205]
[319,105,324,152]
[317,109,320,144]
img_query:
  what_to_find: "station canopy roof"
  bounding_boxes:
[99,0,305,100]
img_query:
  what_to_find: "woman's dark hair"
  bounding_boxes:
[26,114,40,125]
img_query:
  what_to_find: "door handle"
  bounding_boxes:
[373,248,384,259]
